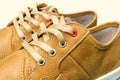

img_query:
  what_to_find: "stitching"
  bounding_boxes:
[28,57,32,80]
[19,51,25,80]
[28,57,36,80]
[23,51,26,80]
[20,52,23,80]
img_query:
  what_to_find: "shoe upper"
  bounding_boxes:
[0,18,91,80]
[0,9,120,80]
[0,3,97,60]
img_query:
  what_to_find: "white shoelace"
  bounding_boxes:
[13,3,57,40]
[13,3,74,66]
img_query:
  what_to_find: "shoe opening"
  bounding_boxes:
[92,26,118,43]
[62,11,96,27]
[71,14,94,26]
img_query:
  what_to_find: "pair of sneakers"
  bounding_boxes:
[0,3,120,80]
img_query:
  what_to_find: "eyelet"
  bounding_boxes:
[37,58,45,66]
[30,30,34,34]
[49,49,56,57]
[59,41,66,48]
[52,9,58,13]
[21,36,26,40]
[70,30,78,37]
[48,7,58,13]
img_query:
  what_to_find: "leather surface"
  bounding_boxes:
[0,22,120,80]
[0,22,89,80]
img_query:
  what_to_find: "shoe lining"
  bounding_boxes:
[71,14,94,26]
[92,26,118,43]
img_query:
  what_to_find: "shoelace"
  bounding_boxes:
[13,3,58,41]
[22,14,75,66]
[13,3,76,66]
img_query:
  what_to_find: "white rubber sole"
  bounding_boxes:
[96,67,120,80]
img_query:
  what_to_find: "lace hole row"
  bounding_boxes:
[37,49,57,66]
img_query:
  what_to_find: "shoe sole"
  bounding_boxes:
[96,67,120,80]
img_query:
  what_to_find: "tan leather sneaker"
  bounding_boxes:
[0,10,120,80]
[0,3,97,60]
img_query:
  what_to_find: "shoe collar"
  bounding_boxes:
[88,22,120,50]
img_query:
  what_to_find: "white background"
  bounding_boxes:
[0,0,120,29]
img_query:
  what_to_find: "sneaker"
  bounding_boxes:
[0,3,97,60]
[0,12,119,79]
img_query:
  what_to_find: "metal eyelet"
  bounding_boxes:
[49,49,56,57]
[48,7,58,13]
[70,30,78,37]
[52,8,58,13]
[37,58,45,66]
[59,41,67,48]
[21,36,26,41]
[30,30,35,34]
